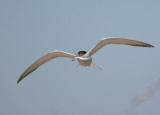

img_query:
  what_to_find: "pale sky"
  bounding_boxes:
[0,0,160,115]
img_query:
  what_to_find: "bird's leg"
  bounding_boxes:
[72,58,75,61]
[72,55,78,61]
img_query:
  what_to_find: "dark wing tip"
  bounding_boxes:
[17,68,37,84]
[17,79,21,84]
[145,44,154,48]
[142,41,154,48]
[17,75,24,84]
[130,43,154,48]
[17,75,25,84]
[150,45,154,48]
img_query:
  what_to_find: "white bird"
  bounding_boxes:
[17,38,154,83]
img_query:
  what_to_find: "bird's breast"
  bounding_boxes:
[77,57,92,66]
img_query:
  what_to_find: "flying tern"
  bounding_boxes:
[17,38,154,83]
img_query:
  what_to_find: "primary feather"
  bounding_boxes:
[85,38,153,57]
[17,50,76,83]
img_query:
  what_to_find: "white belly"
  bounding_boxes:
[77,57,92,66]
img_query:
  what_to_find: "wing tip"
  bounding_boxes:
[101,37,154,48]
[17,79,20,84]
[149,45,154,48]
[143,44,154,48]
[17,80,20,84]
[131,44,154,48]
[17,77,22,84]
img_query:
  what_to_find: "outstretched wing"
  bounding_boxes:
[84,38,154,57]
[17,50,76,83]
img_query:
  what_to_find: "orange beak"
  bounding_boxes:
[79,54,83,57]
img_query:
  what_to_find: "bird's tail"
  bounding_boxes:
[76,64,81,68]
[90,63,102,70]
[76,63,102,70]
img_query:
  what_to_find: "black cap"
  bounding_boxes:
[78,51,87,55]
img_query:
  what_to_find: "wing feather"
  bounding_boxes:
[17,50,76,83]
[85,38,154,57]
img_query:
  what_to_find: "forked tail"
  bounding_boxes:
[90,63,102,70]
[76,64,81,68]
[76,63,102,70]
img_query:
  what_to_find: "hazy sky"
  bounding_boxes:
[1,0,160,115]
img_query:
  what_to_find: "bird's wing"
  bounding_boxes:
[17,50,76,83]
[84,38,154,57]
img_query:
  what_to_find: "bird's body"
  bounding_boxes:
[17,38,154,83]
[76,57,92,66]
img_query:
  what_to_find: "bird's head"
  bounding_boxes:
[78,51,87,57]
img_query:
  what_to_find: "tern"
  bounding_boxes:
[17,38,154,83]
